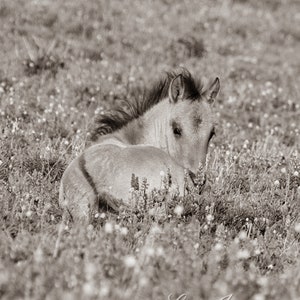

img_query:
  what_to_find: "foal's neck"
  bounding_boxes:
[114,99,170,149]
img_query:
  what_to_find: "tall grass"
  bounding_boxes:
[0,0,299,299]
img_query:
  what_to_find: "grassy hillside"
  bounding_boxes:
[0,0,300,299]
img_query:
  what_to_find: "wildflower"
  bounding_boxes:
[274,180,280,187]
[228,96,236,104]
[156,246,165,256]
[267,264,273,270]
[160,170,165,177]
[145,247,155,257]
[34,247,43,263]
[257,276,268,287]
[194,243,200,250]
[99,285,110,297]
[214,243,223,251]
[239,231,247,241]
[99,213,106,219]
[254,248,261,255]
[83,282,94,296]
[95,213,99,219]
[253,294,265,300]
[294,223,300,233]
[87,224,94,231]
[120,227,128,236]
[25,210,32,218]
[280,167,287,174]
[85,262,96,280]
[206,214,214,223]
[104,222,113,234]
[150,224,161,235]
[139,277,148,287]
[236,249,250,260]
[294,171,299,177]
[123,255,136,268]
[174,205,184,216]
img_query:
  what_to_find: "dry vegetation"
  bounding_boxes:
[0,0,300,299]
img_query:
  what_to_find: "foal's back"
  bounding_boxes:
[85,143,187,199]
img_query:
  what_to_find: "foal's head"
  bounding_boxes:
[166,73,220,173]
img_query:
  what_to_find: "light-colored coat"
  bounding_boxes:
[59,69,220,222]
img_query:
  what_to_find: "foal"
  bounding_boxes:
[59,69,220,221]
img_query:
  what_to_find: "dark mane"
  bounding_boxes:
[90,68,203,141]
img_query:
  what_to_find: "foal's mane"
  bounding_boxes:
[90,68,203,141]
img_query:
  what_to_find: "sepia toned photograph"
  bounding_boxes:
[0,0,299,299]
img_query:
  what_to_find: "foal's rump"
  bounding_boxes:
[59,143,186,221]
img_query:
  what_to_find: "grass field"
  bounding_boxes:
[0,0,300,299]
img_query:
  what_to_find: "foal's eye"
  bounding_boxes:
[171,121,182,137]
[173,127,182,137]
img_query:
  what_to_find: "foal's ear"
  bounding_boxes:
[202,77,220,104]
[168,74,185,103]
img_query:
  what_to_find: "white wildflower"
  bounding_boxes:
[120,227,128,236]
[87,224,94,231]
[280,167,286,174]
[194,243,200,250]
[139,276,148,287]
[145,247,155,257]
[294,223,300,233]
[25,210,32,218]
[239,231,247,240]
[274,180,280,187]
[237,249,250,260]
[123,255,136,268]
[104,222,113,234]
[214,243,223,251]
[253,294,265,300]
[150,225,161,235]
[99,285,110,297]
[83,282,94,296]
[174,205,184,216]
[34,247,43,263]
[156,246,165,256]
[206,214,214,223]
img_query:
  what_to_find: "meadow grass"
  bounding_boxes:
[0,0,300,299]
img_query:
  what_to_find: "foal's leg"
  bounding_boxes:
[59,155,97,223]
